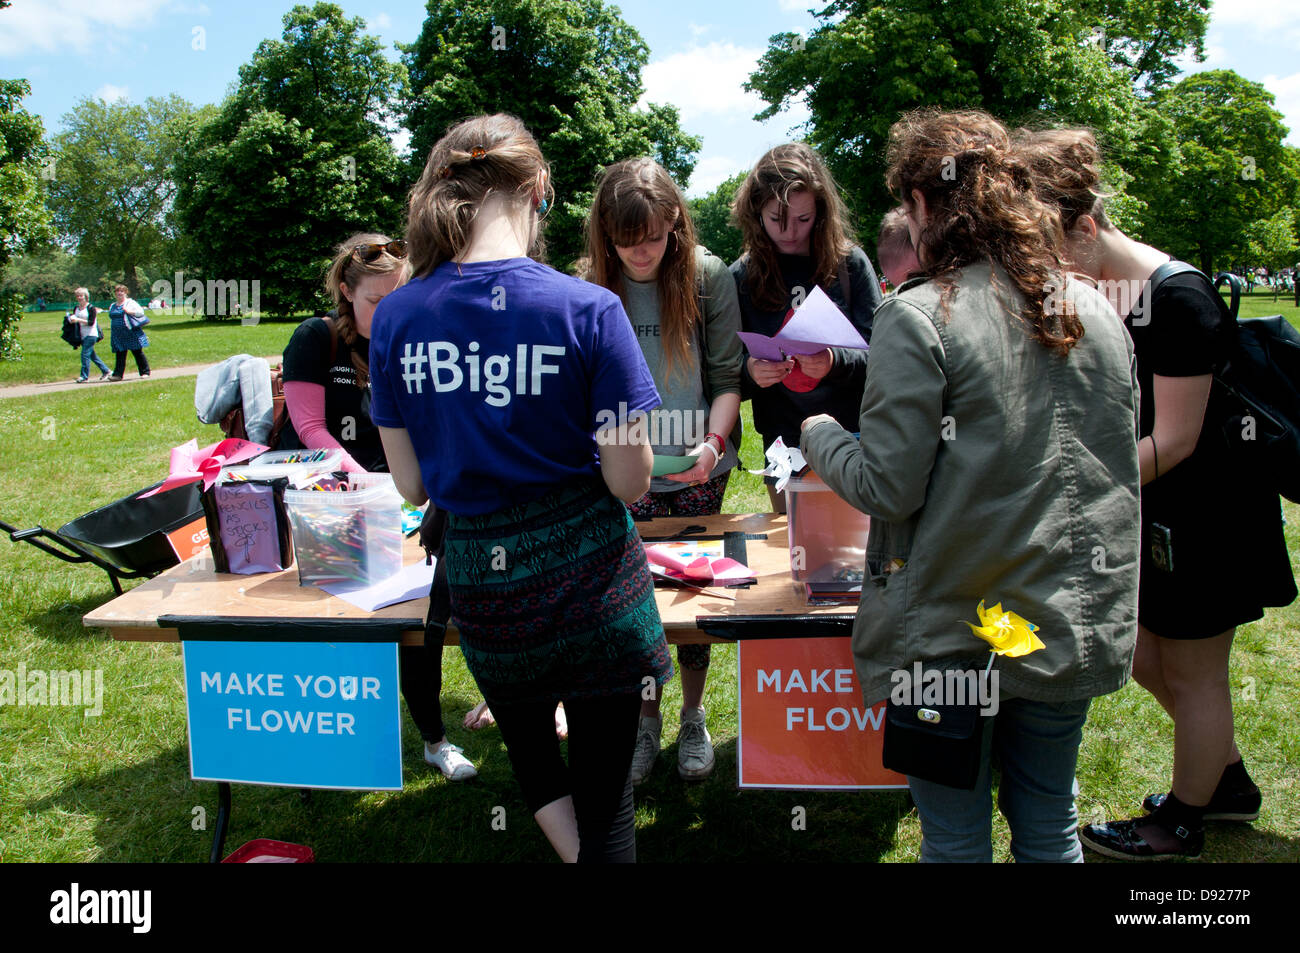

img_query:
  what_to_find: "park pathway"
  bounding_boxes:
[0,357,281,399]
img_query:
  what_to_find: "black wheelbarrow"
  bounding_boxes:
[1,480,206,595]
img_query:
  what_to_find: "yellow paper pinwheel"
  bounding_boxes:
[964,601,1045,657]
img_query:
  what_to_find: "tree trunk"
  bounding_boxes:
[123,265,139,298]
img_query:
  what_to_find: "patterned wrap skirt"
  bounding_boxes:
[444,478,673,706]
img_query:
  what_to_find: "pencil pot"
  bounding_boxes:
[201,478,295,575]
[784,469,870,586]
[283,473,403,590]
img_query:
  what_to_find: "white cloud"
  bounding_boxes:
[1212,0,1300,32]
[687,155,748,197]
[778,0,811,11]
[1263,72,1300,145]
[372,12,393,31]
[0,0,178,57]
[640,42,776,124]
[95,84,131,103]
[688,22,709,38]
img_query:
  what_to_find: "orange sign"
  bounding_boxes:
[166,518,211,562]
[738,637,907,789]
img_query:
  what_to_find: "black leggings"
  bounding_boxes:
[399,640,445,742]
[488,690,641,863]
[113,348,150,377]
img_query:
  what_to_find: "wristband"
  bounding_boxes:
[706,432,726,455]
[697,441,720,468]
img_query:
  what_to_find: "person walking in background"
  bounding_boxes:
[107,284,150,380]
[67,287,111,382]
[729,143,883,513]
[584,157,743,785]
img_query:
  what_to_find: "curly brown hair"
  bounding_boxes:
[731,143,853,311]
[1014,127,1113,234]
[586,158,699,382]
[405,113,553,278]
[886,108,1082,355]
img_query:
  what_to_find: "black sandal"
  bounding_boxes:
[1081,795,1204,861]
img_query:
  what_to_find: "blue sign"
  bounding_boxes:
[182,640,402,790]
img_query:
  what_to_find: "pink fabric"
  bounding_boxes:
[282,380,365,472]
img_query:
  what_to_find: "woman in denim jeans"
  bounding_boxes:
[68,287,111,382]
[800,109,1141,862]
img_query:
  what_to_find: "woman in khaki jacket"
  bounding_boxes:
[800,109,1141,863]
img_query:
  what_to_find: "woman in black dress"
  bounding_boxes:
[1022,128,1296,859]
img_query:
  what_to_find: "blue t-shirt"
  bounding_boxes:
[369,258,661,515]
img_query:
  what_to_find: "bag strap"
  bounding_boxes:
[322,314,339,365]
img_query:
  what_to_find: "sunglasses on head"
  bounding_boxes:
[352,240,407,263]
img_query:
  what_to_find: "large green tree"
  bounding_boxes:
[175,3,407,316]
[46,94,202,296]
[1133,71,1299,275]
[0,77,53,359]
[746,0,1209,241]
[402,0,701,265]
[689,172,746,266]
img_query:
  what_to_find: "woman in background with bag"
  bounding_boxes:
[68,287,112,382]
[799,109,1141,862]
[1021,127,1297,861]
[107,283,150,380]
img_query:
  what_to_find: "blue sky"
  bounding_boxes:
[3,0,1299,197]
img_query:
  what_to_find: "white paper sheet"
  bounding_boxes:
[320,560,436,611]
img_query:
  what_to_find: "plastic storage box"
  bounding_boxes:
[784,468,871,590]
[283,473,403,590]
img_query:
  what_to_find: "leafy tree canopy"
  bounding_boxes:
[401,0,701,264]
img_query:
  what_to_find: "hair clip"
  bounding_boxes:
[438,166,453,179]
[470,146,487,160]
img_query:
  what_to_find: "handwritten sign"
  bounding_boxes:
[212,482,282,573]
[182,640,402,790]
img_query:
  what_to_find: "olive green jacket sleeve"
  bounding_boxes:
[801,295,945,523]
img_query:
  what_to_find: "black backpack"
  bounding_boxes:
[1148,262,1300,503]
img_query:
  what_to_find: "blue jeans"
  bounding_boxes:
[906,696,1092,863]
[80,337,110,378]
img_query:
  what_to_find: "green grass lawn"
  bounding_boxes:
[0,309,307,386]
[1,322,1298,863]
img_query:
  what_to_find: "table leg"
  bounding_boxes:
[209,782,231,863]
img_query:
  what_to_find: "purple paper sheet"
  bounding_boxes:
[213,482,283,574]
[738,285,870,360]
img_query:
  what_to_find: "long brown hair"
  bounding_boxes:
[885,108,1082,355]
[1015,128,1113,234]
[731,143,853,311]
[587,158,699,381]
[324,232,407,388]
[405,113,553,278]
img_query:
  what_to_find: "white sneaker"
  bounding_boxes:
[424,740,477,781]
[629,715,662,785]
[677,707,715,780]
